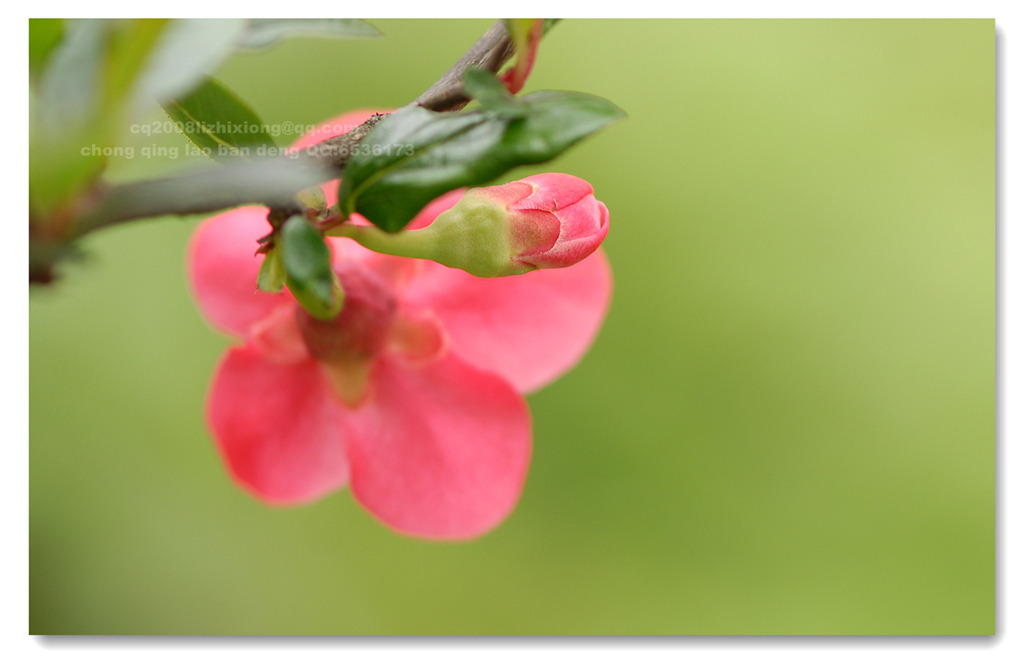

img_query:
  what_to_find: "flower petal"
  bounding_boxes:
[188,206,289,337]
[249,304,307,365]
[346,353,531,539]
[402,249,612,393]
[207,345,350,504]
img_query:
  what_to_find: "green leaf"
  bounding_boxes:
[338,74,625,232]
[163,77,277,163]
[31,20,114,211]
[35,20,110,138]
[257,246,286,293]
[499,91,625,162]
[238,19,379,49]
[462,67,524,117]
[281,216,343,320]
[129,19,246,116]
[31,20,172,214]
[30,19,246,216]
[29,19,64,84]
[103,19,172,112]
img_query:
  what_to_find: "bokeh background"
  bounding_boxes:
[29,19,994,634]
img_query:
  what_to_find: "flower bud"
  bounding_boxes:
[426,173,609,277]
[340,173,609,278]
[488,173,609,270]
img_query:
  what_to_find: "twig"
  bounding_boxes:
[69,21,519,237]
[414,21,515,112]
[73,153,336,236]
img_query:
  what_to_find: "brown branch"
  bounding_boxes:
[414,21,516,112]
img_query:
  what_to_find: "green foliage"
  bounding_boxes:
[30,17,382,229]
[30,19,246,215]
[257,246,287,293]
[101,19,172,112]
[281,216,343,320]
[28,19,64,83]
[462,67,523,116]
[163,77,278,163]
[338,70,625,232]
[31,20,115,211]
[125,19,245,116]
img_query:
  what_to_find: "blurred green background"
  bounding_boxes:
[29,20,994,634]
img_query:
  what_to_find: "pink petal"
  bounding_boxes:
[388,309,448,363]
[317,178,342,210]
[516,172,595,211]
[346,353,531,539]
[402,249,613,393]
[249,304,308,365]
[188,206,289,337]
[207,345,350,504]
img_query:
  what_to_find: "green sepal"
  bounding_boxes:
[257,245,286,293]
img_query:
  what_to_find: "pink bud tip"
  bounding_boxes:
[475,173,610,272]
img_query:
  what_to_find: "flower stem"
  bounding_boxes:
[330,223,441,261]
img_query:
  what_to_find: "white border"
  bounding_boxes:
[8,3,1016,670]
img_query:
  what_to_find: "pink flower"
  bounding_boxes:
[187,112,613,539]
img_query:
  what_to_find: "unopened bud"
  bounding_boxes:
[344,173,609,278]
[468,172,610,273]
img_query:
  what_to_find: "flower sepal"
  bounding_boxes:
[256,244,286,293]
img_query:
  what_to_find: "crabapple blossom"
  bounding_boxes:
[188,112,612,539]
